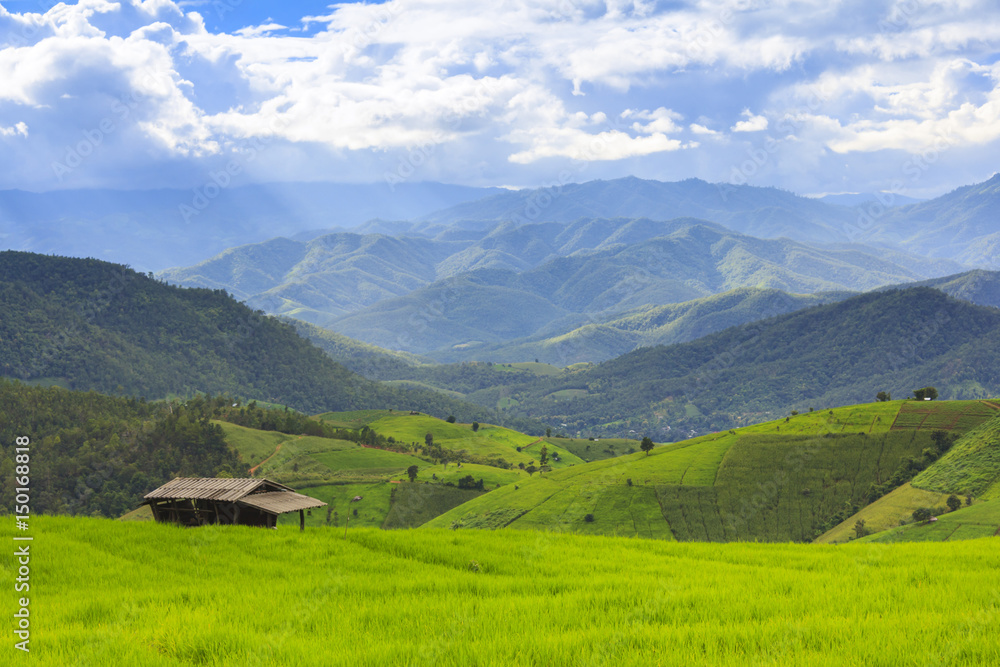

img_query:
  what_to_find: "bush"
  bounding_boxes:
[947,495,962,512]
[584,513,595,523]
[912,507,932,522]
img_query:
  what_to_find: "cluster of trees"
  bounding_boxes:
[0,381,241,518]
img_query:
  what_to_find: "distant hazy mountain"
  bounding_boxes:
[429,288,854,364]
[421,176,856,244]
[419,174,1000,267]
[326,222,958,354]
[864,173,1000,267]
[0,182,498,272]
[817,192,924,207]
[431,269,1000,365]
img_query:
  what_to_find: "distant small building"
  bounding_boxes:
[142,477,326,530]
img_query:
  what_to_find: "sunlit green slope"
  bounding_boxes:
[426,400,999,542]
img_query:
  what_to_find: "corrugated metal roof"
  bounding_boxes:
[238,491,327,514]
[144,477,294,502]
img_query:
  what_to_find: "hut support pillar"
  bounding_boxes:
[299,509,305,531]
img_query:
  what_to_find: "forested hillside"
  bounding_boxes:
[0,381,240,517]
[0,251,544,432]
[470,288,1000,438]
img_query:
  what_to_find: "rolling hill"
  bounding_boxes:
[425,400,1000,542]
[0,251,544,431]
[428,287,853,364]
[461,287,1000,438]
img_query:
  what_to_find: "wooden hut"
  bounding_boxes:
[142,477,326,530]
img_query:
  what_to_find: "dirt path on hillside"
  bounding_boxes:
[250,442,284,475]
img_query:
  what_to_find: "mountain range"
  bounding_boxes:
[471,287,1000,438]
[0,182,498,272]
[155,172,1000,361]
[0,251,542,432]
[162,217,964,355]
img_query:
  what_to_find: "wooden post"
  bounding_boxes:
[299,509,305,532]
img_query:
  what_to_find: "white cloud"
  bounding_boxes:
[731,110,768,132]
[0,0,999,195]
[0,121,28,138]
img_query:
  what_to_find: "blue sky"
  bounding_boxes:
[1,0,999,197]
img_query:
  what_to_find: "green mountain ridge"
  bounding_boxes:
[0,251,544,432]
[459,287,1000,438]
[326,222,957,354]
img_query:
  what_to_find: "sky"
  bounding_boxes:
[1,0,999,197]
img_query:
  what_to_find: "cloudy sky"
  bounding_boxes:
[1,0,999,197]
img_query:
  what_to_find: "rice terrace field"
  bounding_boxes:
[10,399,1000,665]
[12,517,1000,666]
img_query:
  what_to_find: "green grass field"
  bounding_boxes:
[911,412,1000,497]
[861,500,1000,543]
[890,399,999,431]
[274,481,395,529]
[381,483,485,529]
[215,421,296,470]
[313,409,397,429]
[544,436,640,462]
[816,483,952,544]
[428,401,1000,542]
[738,401,903,436]
[363,413,581,468]
[16,517,1000,665]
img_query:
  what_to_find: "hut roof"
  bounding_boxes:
[238,491,326,514]
[143,477,325,515]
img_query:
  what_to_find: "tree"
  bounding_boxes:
[425,433,433,447]
[946,494,962,512]
[407,465,419,483]
[472,422,480,432]
[525,465,538,476]
[853,519,870,539]
[446,415,456,423]
[913,386,938,401]
[640,437,654,456]
[539,445,549,466]
[545,427,552,437]
[912,507,932,522]
[876,391,891,402]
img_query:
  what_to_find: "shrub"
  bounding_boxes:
[946,495,962,512]
[584,513,595,523]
